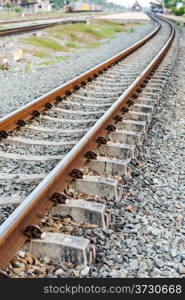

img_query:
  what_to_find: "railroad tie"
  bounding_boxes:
[141,91,160,100]
[0,173,45,182]
[41,115,97,124]
[71,175,123,202]
[53,107,105,115]
[49,199,109,230]
[0,151,64,162]
[136,97,158,106]
[130,103,154,114]
[62,100,112,107]
[98,142,137,160]
[23,232,93,265]
[86,157,131,178]
[109,130,144,146]
[116,120,147,134]
[124,111,151,122]
[0,195,23,207]
[2,136,77,147]
[143,86,162,93]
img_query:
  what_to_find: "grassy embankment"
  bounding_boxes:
[20,19,136,70]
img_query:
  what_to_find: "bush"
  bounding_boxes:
[173,6,185,16]
[14,7,22,13]
[6,2,13,9]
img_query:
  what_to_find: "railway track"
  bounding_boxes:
[0,14,85,25]
[0,17,87,37]
[0,14,175,277]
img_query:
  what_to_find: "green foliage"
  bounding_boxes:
[50,0,64,9]
[46,21,127,42]
[172,6,185,15]
[34,50,51,58]
[81,41,100,48]
[6,2,13,9]
[21,36,68,51]
[14,7,22,13]
[163,0,185,9]
[39,60,55,65]
[70,34,79,41]
[66,42,78,48]
[21,19,134,61]
[25,63,31,73]
[39,56,67,65]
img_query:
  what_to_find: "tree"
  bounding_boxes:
[50,0,64,9]
[162,0,181,8]
[5,2,13,14]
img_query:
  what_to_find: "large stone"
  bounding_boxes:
[81,266,90,276]
[178,266,185,274]
[11,48,23,61]
[33,31,43,37]
[0,57,10,70]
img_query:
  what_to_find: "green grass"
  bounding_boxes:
[80,25,120,39]
[97,19,124,26]
[23,48,51,58]
[39,56,67,66]
[70,33,79,41]
[81,41,100,49]
[34,50,51,58]
[55,56,68,61]
[21,36,68,51]
[25,63,31,73]
[39,60,54,65]
[129,22,146,26]
[21,20,134,59]
[0,64,7,71]
[46,21,128,42]
[66,42,78,48]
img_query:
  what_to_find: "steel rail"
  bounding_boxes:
[0,15,85,25]
[0,19,86,37]
[0,16,175,268]
[0,19,160,133]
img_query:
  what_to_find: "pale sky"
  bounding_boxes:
[108,0,152,8]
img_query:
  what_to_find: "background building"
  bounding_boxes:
[132,1,142,11]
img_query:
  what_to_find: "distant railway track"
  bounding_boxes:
[0,14,85,25]
[0,17,87,37]
[0,15,175,275]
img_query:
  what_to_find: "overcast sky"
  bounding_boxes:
[107,0,152,7]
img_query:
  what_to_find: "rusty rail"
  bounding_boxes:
[0,19,86,37]
[0,16,175,268]
[0,15,85,25]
